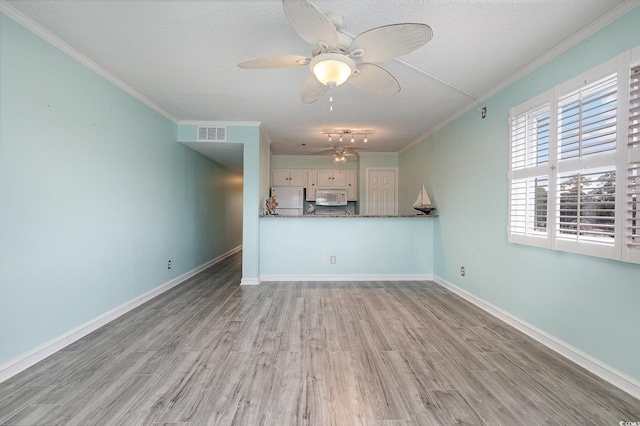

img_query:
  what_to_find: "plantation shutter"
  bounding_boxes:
[556,169,616,245]
[509,101,550,245]
[554,73,618,257]
[510,177,549,238]
[508,52,640,264]
[557,73,617,160]
[627,64,640,258]
[630,65,640,149]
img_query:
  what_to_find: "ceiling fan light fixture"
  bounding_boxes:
[310,53,355,87]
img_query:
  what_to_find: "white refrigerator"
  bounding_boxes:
[271,187,304,216]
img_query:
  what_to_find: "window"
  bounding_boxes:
[509,96,551,247]
[556,169,616,246]
[627,64,640,263]
[508,49,640,264]
[557,74,617,160]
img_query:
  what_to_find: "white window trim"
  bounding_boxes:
[508,49,640,265]
[625,44,640,264]
[508,92,553,248]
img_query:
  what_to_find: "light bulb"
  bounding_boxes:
[350,136,355,143]
[339,135,343,142]
[310,53,356,87]
[363,135,368,143]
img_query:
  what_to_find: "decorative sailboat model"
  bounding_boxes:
[413,185,434,215]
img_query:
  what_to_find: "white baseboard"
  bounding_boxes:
[0,246,242,384]
[432,275,640,400]
[240,277,260,286]
[259,274,434,282]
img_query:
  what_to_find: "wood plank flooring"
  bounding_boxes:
[1,252,639,425]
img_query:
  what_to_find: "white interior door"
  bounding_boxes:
[367,169,397,216]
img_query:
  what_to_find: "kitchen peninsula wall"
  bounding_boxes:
[263,154,433,279]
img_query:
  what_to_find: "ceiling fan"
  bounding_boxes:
[238,0,433,103]
[317,145,362,163]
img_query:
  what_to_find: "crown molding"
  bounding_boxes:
[178,120,262,127]
[358,151,398,157]
[401,0,640,154]
[1,2,178,123]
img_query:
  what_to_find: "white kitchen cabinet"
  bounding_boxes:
[346,170,358,200]
[315,170,332,187]
[306,171,317,200]
[307,169,357,201]
[272,169,307,187]
[314,170,346,187]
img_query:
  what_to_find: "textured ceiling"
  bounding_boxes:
[3,0,636,171]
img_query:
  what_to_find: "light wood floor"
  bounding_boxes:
[1,253,639,425]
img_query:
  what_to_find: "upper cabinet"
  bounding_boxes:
[272,168,357,201]
[306,169,357,201]
[346,170,357,201]
[272,169,307,187]
[315,170,346,187]
[307,171,317,200]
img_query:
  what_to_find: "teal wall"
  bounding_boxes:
[177,123,266,283]
[399,6,640,382]
[236,125,263,282]
[0,14,243,364]
[260,217,433,276]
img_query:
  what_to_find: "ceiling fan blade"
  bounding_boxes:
[238,55,309,69]
[348,64,400,96]
[300,74,329,103]
[350,23,433,63]
[283,0,339,49]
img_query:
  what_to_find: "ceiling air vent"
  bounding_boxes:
[197,126,227,142]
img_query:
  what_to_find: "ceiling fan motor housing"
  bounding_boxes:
[311,32,353,56]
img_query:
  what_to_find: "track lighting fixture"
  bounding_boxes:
[321,130,372,144]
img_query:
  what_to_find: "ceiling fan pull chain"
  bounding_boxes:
[329,86,334,112]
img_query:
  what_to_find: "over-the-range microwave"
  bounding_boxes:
[316,188,348,206]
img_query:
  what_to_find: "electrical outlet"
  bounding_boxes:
[460,266,465,276]
[330,256,336,264]
[168,260,172,270]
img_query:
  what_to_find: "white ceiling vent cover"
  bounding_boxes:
[197,126,227,142]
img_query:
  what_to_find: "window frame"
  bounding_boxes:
[625,44,640,264]
[508,92,553,249]
[508,50,640,264]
